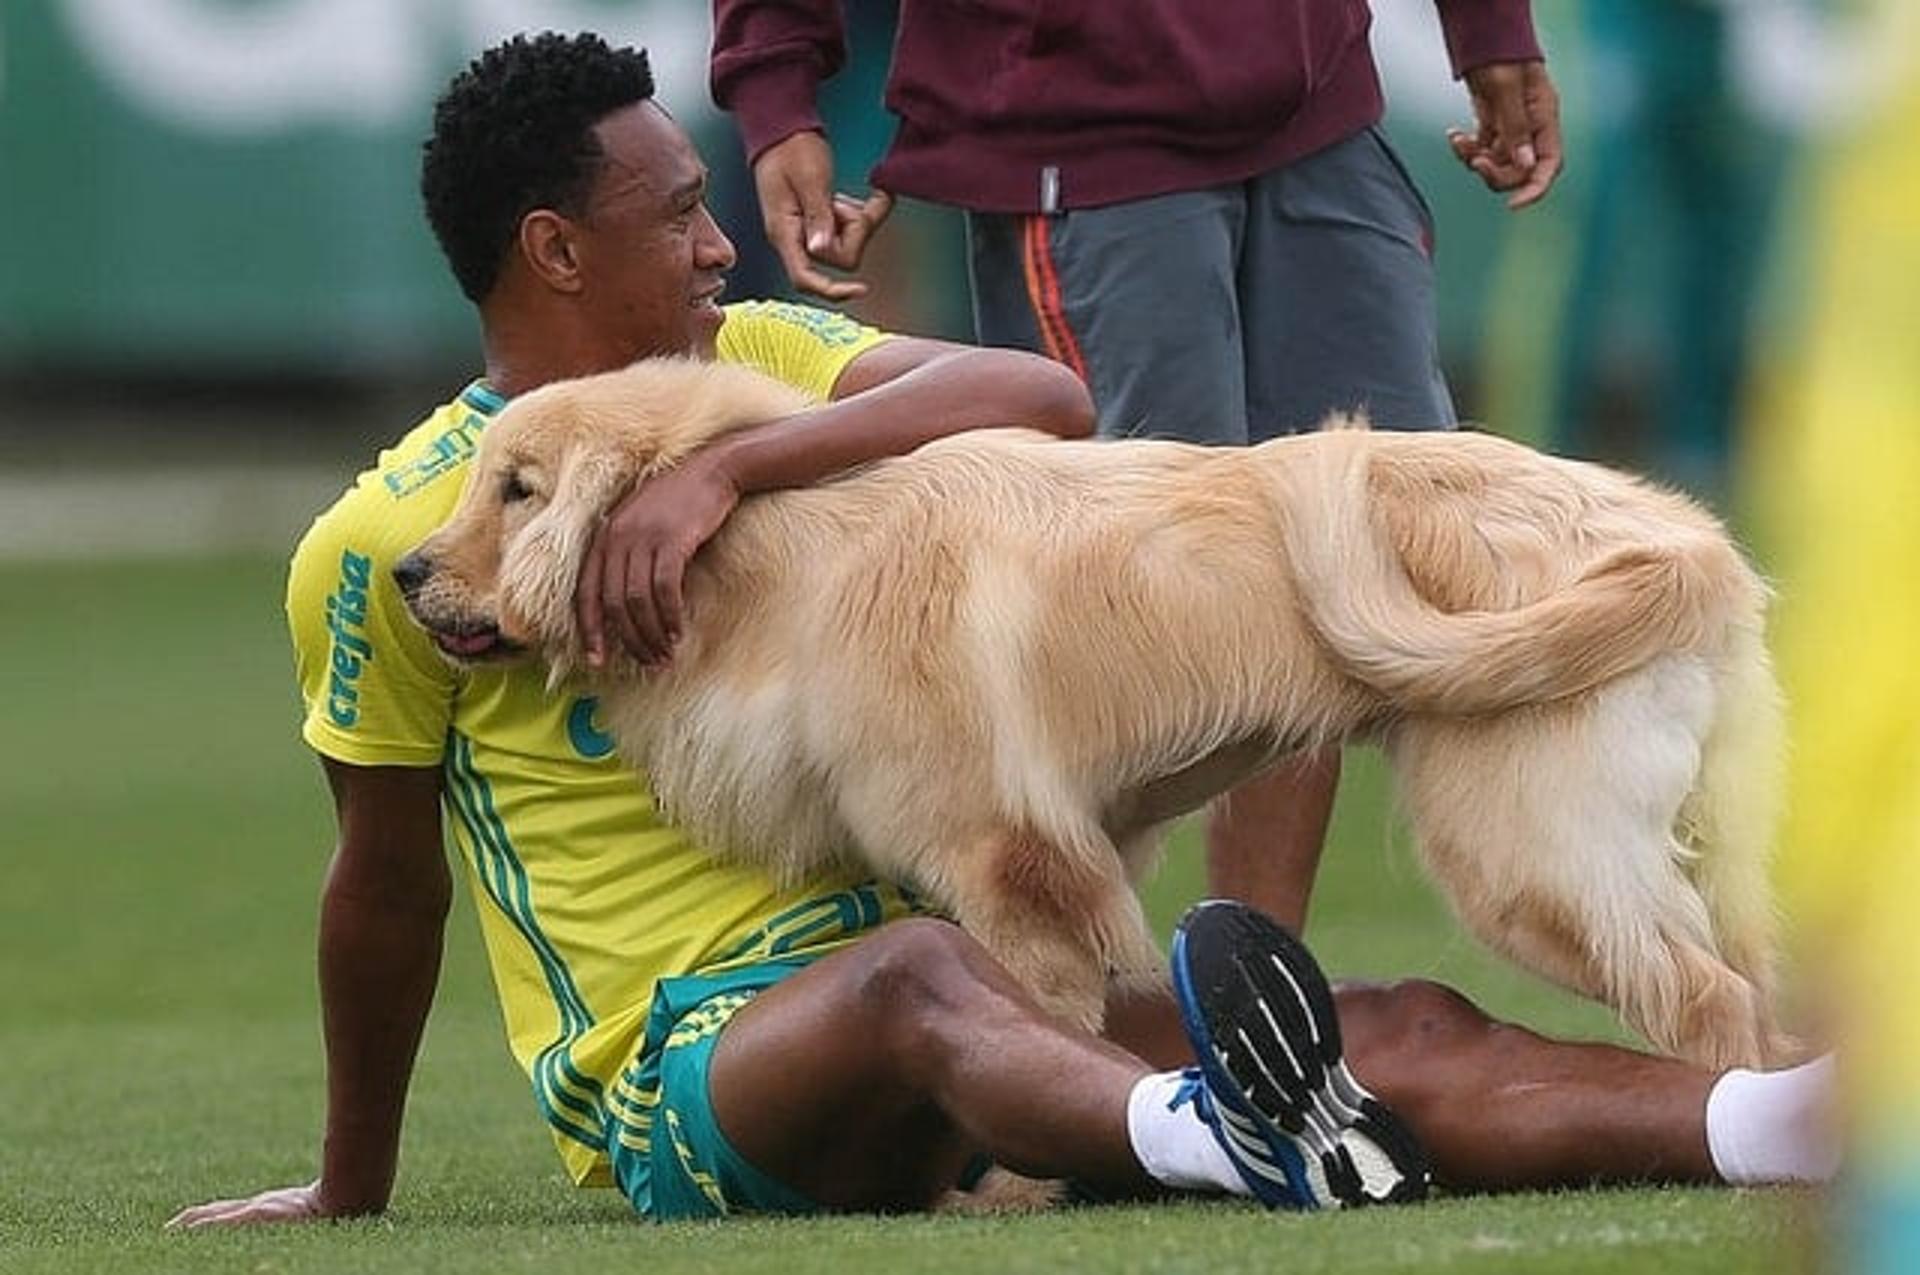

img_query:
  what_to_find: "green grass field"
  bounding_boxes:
[0,558,1813,1272]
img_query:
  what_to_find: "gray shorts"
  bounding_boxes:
[967,126,1456,443]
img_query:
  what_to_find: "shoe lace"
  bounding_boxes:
[1168,1066,1213,1118]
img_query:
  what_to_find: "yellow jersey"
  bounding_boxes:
[286,302,920,1185]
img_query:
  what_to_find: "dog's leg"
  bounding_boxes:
[1680,627,1796,1064]
[1391,665,1776,1070]
[915,821,1155,1214]
[932,822,1156,1035]
[1427,844,1771,1071]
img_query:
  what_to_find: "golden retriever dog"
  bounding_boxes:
[396,357,1790,1068]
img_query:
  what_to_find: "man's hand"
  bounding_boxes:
[576,448,744,669]
[1449,59,1564,209]
[166,1181,330,1230]
[753,131,894,300]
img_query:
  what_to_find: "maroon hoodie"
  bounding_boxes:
[711,0,1542,214]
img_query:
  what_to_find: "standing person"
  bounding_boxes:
[710,0,1565,931]
[166,33,1831,1229]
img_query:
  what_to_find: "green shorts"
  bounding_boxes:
[606,960,825,1221]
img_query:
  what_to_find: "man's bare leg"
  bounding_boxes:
[1107,977,1719,1189]
[1206,748,1339,931]
[707,918,1160,1210]
[1333,981,1721,1188]
[712,915,1825,1214]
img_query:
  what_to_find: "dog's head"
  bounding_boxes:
[393,356,813,669]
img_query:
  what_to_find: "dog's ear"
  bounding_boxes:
[496,441,639,664]
[552,445,636,529]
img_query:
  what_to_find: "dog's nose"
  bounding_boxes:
[391,552,433,598]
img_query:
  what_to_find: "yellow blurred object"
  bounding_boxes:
[1762,84,1920,956]
[1748,17,1920,1266]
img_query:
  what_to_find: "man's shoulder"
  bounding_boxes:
[717,302,889,399]
[294,384,495,565]
[720,299,878,352]
[369,383,503,504]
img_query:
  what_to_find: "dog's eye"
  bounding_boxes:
[501,472,533,504]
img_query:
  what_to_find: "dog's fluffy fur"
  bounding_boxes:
[400,356,1790,1066]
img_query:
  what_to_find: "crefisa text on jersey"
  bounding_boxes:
[325,548,376,727]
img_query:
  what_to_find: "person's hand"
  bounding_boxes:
[575,449,743,669]
[1449,60,1564,209]
[752,131,895,300]
[165,1181,329,1229]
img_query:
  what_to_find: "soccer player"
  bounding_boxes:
[170,33,1832,1227]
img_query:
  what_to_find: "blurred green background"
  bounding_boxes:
[0,0,1862,505]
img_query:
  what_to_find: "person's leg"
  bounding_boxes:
[700,914,1438,1215]
[1106,907,1832,1193]
[1240,126,1457,435]
[703,917,1160,1210]
[1333,980,1719,1188]
[693,905,1828,1216]
[1343,980,1839,1190]
[972,193,1331,929]
[967,193,1249,443]
[1202,127,1462,929]
[973,193,1336,930]
[1118,964,1716,1189]
[1204,749,1338,932]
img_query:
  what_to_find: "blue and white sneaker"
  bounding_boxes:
[1170,899,1431,1209]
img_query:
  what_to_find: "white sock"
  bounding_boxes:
[1704,1053,1841,1185]
[1125,1071,1249,1196]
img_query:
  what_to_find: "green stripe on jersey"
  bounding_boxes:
[445,732,607,1152]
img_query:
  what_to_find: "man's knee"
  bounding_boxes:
[839,918,1036,1083]
[848,919,1004,1021]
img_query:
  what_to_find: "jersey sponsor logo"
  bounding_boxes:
[737,299,866,347]
[324,548,375,727]
[567,697,616,760]
[383,411,485,498]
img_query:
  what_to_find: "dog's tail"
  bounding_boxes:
[1282,431,1753,716]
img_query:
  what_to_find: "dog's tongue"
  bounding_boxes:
[437,630,498,657]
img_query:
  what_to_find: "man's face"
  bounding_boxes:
[573,102,736,359]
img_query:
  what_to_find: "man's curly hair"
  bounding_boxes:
[422,32,656,303]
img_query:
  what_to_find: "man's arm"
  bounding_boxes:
[1432,0,1565,208]
[168,762,450,1227]
[710,0,844,163]
[724,338,1095,492]
[710,0,892,298]
[578,340,1095,666]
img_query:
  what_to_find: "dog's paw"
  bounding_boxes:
[933,1168,1065,1215]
